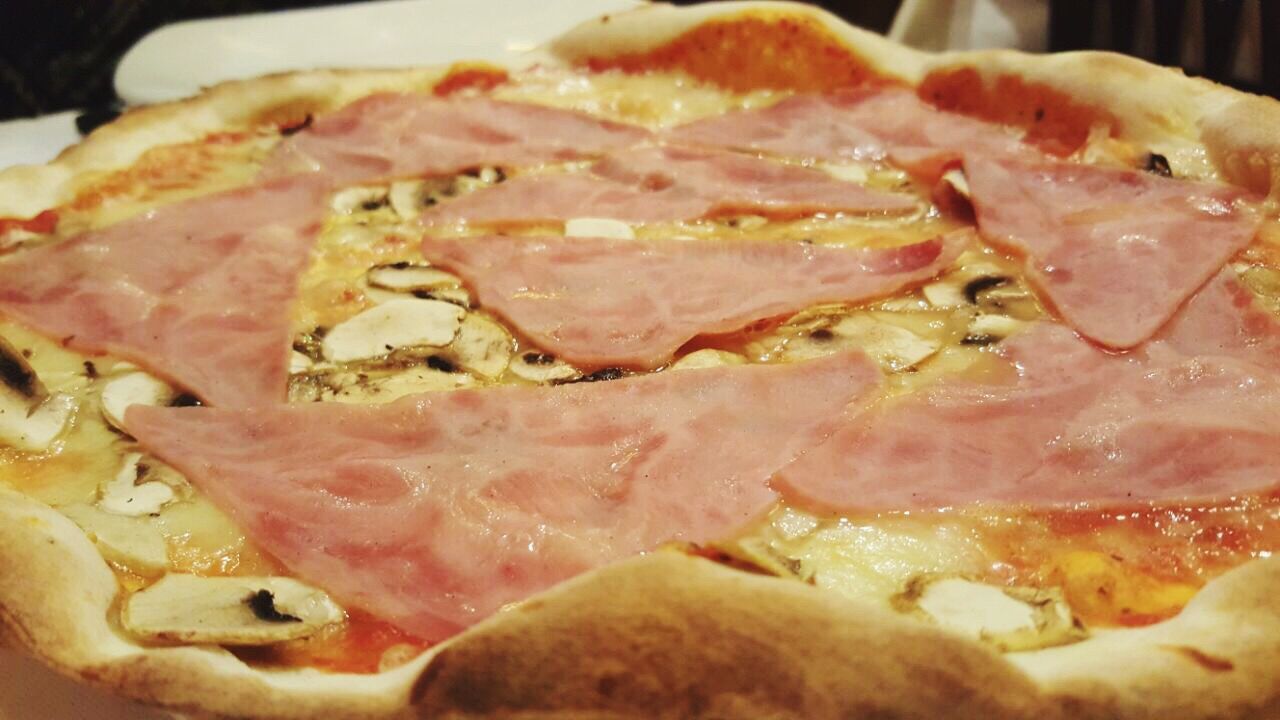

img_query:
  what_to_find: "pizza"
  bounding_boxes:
[1,2,1280,718]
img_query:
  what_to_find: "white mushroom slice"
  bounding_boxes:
[894,575,1087,652]
[366,263,462,292]
[322,298,464,363]
[728,215,767,231]
[966,314,1028,345]
[428,287,472,308]
[330,185,389,214]
[388,180,426,219]
[565,217,635,240]
[939,168,972,199]
[100,452,176,517]
[822,162,871,183]
[510,351,579,383]
[327,366,474,404]
[60,503,168,577]
[0,392,76,452]
[781,315,940,371]
[449,314,513,379]
[100,371,174,431]
[289,351,314,374]
[669,349,746,371]
[922,280,968,308]
[122,574,343,645]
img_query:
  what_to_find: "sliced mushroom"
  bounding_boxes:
[822,163,871,184]
[509,351,579,383]
[0,335,45,401]
[100,452,177,517]
[0,391,76,452]
[388,180,427,219]
[962,314,1028,346]
[122,574,343,645]
[775,314,941,372]
[892,575,1087,652]
[289,350,314,374]
[367,263,463,293]
[447,314,514,379]
[921,262,1006,309]
[60,503,169,577]
[669,348,746,371]
[564,217,635,240]
[330,185,390,214]
[938,168,971,199]
[100,372,175,431]
[0,339,75,451]
[325,365,474,404]
[322,298,465,363]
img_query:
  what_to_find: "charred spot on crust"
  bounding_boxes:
[522,352,556,366]
[279,114,314,136]
[1143,153,1173,178]
[245,590,302,623]
[554,367,625,385]
[426,355,458,373]
[1164,645,1234,672]
[963,276,1009,304]
[170,393,203,407]
[961,333,999,346]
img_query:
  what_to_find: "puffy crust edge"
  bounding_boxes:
[551,1,1280,202]
[0,2,1278,719]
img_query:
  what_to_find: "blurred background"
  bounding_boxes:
[0,0,1272,123]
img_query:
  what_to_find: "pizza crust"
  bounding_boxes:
[2,2,1280,718]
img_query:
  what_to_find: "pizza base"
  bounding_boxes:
[3,3,1280,718]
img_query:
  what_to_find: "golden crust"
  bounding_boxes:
[2,2,1280,718]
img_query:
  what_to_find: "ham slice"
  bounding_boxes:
[0,178,326,408]
[127,352,883,640]
[260,93,649,184]
[421,145,918,226]
[667,88,1030,181]
[964,155,1261,348]
[775,273,1280,511]
[420,231,966,369]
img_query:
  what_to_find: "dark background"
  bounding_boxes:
[0,0,1272,123]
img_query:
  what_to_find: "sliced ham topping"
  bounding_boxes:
[775,276,1280,511]
[0,178,327,407]
[421,145,918,226]
[260,93,649,184]
[420,231,966,368]
[964,155,1261,348]
[667,88,1030,180]
[126,352,882,640]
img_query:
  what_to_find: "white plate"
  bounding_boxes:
[115,0,641,106]
[2,2,631,717]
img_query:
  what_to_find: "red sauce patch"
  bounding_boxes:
[918,67,1116,156]
[433,63,510,97]
[583,13,898,93]
[0,209,58,236]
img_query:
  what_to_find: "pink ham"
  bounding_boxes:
[0,177,327,407]
[260,93,649,184]
[126,352,882,640]
[420,230,967,369]
[667,88,1030,182]
[964,155,1261,348]
[421,145,918,226]
[774,275,1280,511]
